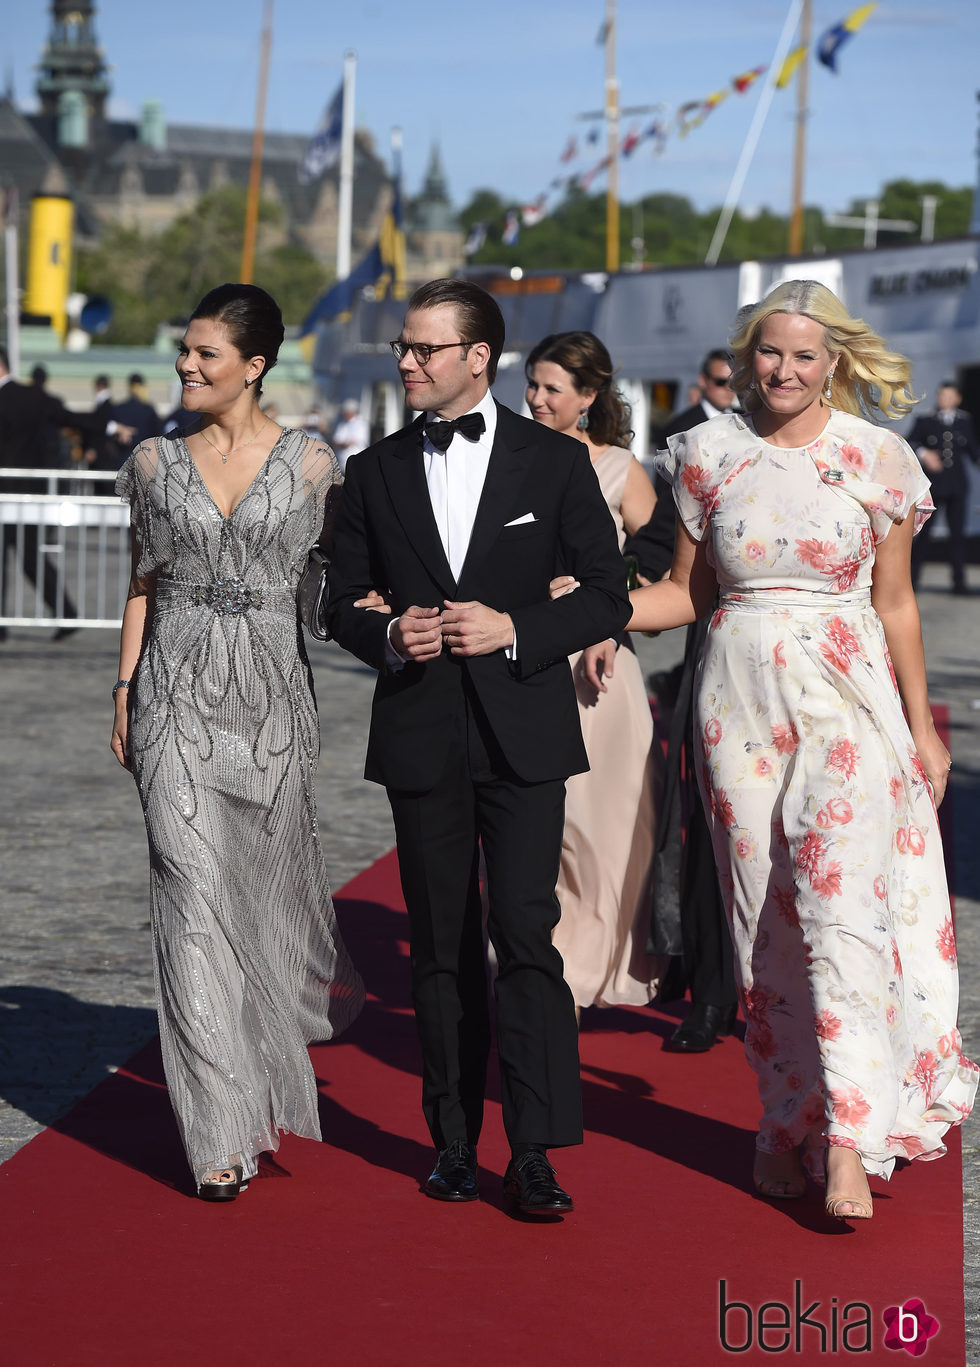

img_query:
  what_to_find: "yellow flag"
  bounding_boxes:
[844,2,877,33]
[775,46,808,89]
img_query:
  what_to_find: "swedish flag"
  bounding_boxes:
[300,160,406,345]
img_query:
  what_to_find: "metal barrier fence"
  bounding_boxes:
[0,470,130,629]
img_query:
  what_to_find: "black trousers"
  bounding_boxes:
[386,681,582,1152]
[1,524,77,620]
[910,486,967,590]
[650,614,737,1012]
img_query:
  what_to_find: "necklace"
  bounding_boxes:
[198,415,269,463]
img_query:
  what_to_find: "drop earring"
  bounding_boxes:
[825,371,835,401]
[577,409,590,431]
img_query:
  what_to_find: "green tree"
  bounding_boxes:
[76,187,329,344]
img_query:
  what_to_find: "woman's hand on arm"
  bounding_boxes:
[871,510,950,805]
[354,589,392,614]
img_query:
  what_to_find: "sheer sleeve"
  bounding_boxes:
[299,437,343,553]
[115,439,163,577]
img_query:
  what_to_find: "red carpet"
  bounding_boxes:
[0,715,967,1365]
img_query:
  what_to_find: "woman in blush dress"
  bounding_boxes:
[111,284,363,1201]
[584,281,977,1221]
[526,331,664,1016]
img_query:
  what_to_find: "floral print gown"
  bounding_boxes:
[662,409,978,1181]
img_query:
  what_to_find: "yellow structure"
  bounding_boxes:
[24,195,74,336]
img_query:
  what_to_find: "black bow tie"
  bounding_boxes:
[424,412,486,452]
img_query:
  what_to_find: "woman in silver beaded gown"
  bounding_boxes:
[111,285,364,1200]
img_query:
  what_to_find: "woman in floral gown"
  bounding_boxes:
[585,279,977,1221]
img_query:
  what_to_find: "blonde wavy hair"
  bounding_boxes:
[730,279,917,421]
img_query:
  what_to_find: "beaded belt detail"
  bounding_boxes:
[192,579,265,613]
[156,578,295,618]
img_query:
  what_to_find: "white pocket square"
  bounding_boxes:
[504,512,537,526]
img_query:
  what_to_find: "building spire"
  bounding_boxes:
[36,0,110,125]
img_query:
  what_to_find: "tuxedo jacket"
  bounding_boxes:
[327,401,631,791]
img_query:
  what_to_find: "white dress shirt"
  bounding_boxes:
[423,388,497,580]
[387,388,516,665]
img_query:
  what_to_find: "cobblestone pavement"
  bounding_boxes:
[1,565,978,1356]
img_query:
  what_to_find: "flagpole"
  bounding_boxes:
[604,0,619,273]
[336,51,356,282]
[240,0,273,285]
[705,0,802,266]
[788,0,812,255]
[3,188,20,379]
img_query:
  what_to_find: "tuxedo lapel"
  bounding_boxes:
[457,403,530,591]
[380,416,457,597]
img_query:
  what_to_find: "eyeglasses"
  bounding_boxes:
[705,372,733,387]
[389,340,472,365]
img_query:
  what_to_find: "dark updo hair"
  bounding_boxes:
[525,331,633,449]
[190,283,284,395]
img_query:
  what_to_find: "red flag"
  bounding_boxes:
[733,64,768,94]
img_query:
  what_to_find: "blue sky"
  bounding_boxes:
[7,2,979,228]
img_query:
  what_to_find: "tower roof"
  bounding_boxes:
[37,0,110,120]
[411,142,458,234]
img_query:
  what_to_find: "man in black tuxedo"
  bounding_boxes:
[622,348,738,1056]
[908,381,980,595]
[327,279,630,1214]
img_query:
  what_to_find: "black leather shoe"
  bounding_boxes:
[666,1002,737,1053]
[423,1140,479,1202]
[504,1151,574,1215]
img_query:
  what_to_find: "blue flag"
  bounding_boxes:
[300,156,406,334]
[298,83,343,185]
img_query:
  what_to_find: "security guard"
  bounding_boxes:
[908,381,980,595]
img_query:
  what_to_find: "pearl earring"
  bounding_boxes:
[825,371,835,401]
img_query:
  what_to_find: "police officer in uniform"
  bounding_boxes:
[908,382,980,595]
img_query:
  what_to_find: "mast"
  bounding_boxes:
[336,52,357,282]
[604,0,619,274]
[787,0,812,256]
[240,0,273,285]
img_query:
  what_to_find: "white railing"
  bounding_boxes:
[0,470,130,629]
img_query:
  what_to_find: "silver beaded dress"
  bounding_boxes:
[117,429,364,1184]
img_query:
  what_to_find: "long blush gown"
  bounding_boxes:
[662,409,977,1180]
[118,429,364,1184]
[554,445,664,1008]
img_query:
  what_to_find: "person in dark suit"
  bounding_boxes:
[327,279,631,1215]
[109,373,161,466]
[0,347,122,636]
[907,382,980,595]
[87,375,117,472]
[622,348,739,1054]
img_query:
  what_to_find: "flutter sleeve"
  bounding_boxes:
[812,424,935,542]
[655,425,723,543]
[299,436,344,558]
[115,440,163,577]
